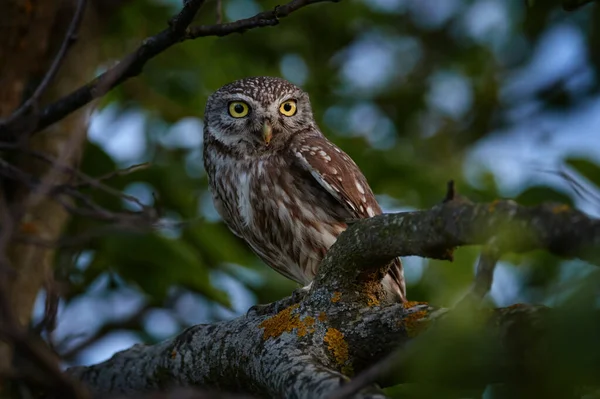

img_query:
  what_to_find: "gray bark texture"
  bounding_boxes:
[66,199,600,399]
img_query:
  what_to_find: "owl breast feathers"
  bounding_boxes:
[202,76,406,302]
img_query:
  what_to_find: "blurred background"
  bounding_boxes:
[37,0,600,383]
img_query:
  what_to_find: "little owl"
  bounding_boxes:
[203,76,406,302]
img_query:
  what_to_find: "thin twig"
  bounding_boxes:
[0,157,156,223]
[455,245,502,309]
[443,179,455,203]
[0,0,338,139]
[71,162,150,189]
[186,0,332,38]
[4,0,87,130]
[0,135,152,212]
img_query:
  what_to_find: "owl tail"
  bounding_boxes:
[383,257,407,303]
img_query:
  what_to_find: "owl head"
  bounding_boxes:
[203,77,317,154]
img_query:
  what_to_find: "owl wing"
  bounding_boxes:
[291,132,407,301]
[291,133,382,219]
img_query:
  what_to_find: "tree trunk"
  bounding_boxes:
[0,0,102,381]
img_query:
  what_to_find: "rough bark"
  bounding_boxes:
[0,0,105,382]
[66,200,600,398]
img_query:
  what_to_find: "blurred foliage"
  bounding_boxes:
[44,0,600,394]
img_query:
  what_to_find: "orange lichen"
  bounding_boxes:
[259,304,300,340]
[324,328,352,374]
[552,204,570,214]
[297,316,316,337]
[366,294,380,307]
[401,310,430,338]
[318,312,327,322]
[488,199,501,212]
[170,350,177,359]
[403,301,427,309]
[331,292,342,303]
[259,305,317,340]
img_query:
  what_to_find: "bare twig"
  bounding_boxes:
[0,142,152,211]
[33,276,61,338]
[71,162,150,189]
[0,157,157,225]
[186,0,332,38]
[3,0,87,131]
[443,179,455,202]
[0,0,337,140]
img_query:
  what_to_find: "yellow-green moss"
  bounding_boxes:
[259,305,317,340]
[324,328,352,374]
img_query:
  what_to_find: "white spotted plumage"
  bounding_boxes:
[203,76,406,302]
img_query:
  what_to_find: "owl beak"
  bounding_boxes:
[262,120,273,146]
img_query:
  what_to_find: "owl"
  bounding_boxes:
[202,77,406,302]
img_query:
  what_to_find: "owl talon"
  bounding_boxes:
[246,286,310,318]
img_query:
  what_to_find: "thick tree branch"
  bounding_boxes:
[67,309,388,399]
[312,199,600,301]
[0,0,337,140]
[66,199,600,398]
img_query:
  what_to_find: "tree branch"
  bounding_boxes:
[312,199,600,303]
[65,199,600,398]
[0,0,338,140]
[3,0,87,132]
[185,0,335,38]
[67,310,388,399]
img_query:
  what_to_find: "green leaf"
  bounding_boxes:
[90,231,230,307]
[515,186,574,207]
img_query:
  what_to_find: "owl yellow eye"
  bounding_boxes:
[279,100,297,117]
[228,101,249,118]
